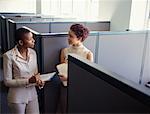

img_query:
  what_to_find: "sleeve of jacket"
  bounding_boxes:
[3,53,29,87]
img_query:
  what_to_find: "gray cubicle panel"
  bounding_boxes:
[98,31,146,84]
[83,32,99,63]
[6,19,16,50]
[50,22,110,33]
[85,21,110,31]
[0,16,9,113]
[0,15,8,53]
[41,31,99,70]
[0,13,35,22]
[0,17,13,114]
[0,13,35,17]
[30,17,53,22]
[50,22,85,33]
[15,21,110,34]
[141,31,150,84]
[0,16,2,55]
[7,17,31,22]
[41,33,69,73]
[39,33,68,113]
[68,54,150,113]
[16,22,50,33]
[0,70,9,114]
[12,17,53,23]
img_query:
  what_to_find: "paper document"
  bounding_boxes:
[26,72,56,88]
[56,63,68,77]
[40,72,56,81]
[56,63,68,86]
[62,81,67,86]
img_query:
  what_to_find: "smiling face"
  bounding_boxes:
[68,30,81,45]
[21,32,35,48]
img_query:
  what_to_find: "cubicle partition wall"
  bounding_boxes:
[50,22,85,33]
[6,19,16,50]
[16,22,51,33]
[68,54,150,113]
[0,13,44,22]
[97,31,149,84]
[1,13,110,34]
[34,31,99,113]
[0,15,9,114]
[0,13,36,17]
[40,33,69,73]
[0,15,8,113]
[0,18,16,52]
[0,15,9,53]
[8,17,110,33]
[40,32,99,73]
[16,21,110,33]
[141,31,150,84]
[85,21,110,31]
[35,33,68,113]
[49,21,110,33]
[0,16,1,53]
[83,32,99,63]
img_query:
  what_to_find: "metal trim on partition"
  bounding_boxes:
[1,16,8,53]
[34,34,44,73]
[139,30,149,84]
[6,19,11,50]
[95,33,100,64]
[49,22,51,33]
[7,19,16,50]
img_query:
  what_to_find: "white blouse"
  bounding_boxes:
[63,44,93,62]
[3,46,38,103]
[61,44,93,86]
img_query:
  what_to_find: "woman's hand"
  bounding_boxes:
[36,79,45,89]
[29,75,37,83]
[29,73,45,89]
[59,75,67,81]
[34,73,45,89]
[29,73,40,84]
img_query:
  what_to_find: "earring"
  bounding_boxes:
[19,40,23,46]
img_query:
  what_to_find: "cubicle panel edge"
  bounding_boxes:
[7,19,16,50]
[85,21,110,31]
[34,34,43,73]
[68,54,150,113]
[0,15,8,53]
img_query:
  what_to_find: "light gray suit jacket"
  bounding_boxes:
[3,46,38,103]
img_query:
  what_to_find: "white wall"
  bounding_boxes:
[0,0,36,13]
[99,0,132,31]
[129,0,149,30]
[99,0,117,21]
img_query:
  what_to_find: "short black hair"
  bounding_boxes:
[15,28,31,43]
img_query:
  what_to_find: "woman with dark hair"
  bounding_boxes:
[3,27,44,114]
[58,23,93,113]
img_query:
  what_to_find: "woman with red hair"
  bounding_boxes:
[58,23,93,113]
